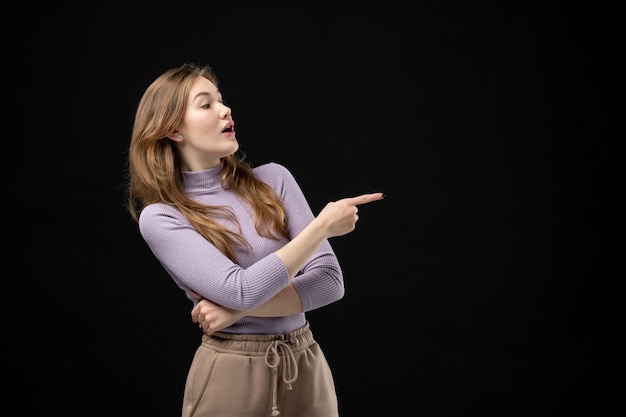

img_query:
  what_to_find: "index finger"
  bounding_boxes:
[344,192,385,206]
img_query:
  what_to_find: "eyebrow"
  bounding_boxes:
[192,91,221,101]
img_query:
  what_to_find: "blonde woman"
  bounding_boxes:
[126,62,384,417]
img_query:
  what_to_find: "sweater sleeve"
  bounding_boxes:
[138,203,291,310]
[139,162,344,314]
[258,163,345,312]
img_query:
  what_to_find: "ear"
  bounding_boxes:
[167,131,184,142]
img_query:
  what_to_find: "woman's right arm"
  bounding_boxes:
[191,192,385,334]
[192,284,303,335]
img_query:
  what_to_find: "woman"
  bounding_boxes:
[126,62,384,417]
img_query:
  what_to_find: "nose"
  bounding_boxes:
[220,103,231,119]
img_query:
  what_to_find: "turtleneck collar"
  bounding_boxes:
[182,164,224,196]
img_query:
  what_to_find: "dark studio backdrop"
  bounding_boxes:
[1,3,621,416]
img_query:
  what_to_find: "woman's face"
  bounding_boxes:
[173,75,238,171]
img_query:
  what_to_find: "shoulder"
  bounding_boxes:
[253,162,297,186]
[138,202,187,237]
[253,161,293,177]
[139,202,183,220]
[253,162,302,197]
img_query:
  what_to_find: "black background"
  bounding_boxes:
[2,3,621,416]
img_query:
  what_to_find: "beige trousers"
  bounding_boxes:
[182,322,339,417]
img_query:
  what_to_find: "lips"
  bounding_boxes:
[222,121,234,133]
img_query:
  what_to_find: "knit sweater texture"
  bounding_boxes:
[139,162,344,334]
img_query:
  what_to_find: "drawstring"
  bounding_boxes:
[264,339,299,416]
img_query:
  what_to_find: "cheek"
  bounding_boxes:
[185,110,219,131]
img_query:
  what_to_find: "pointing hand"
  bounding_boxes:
[316,192,385,238]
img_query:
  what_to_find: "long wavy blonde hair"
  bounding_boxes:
[126,63,288,262]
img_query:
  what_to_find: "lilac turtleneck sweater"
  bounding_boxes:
[139,162,344,335]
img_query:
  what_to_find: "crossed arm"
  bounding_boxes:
[191,284,303,335]
[191,192,384,335]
